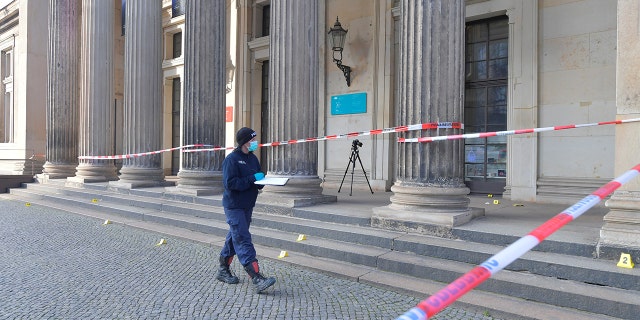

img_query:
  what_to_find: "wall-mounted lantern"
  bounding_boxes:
[328,17,351,87]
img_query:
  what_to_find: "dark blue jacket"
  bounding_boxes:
[222,148,264,209]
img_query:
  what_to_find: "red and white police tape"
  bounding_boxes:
[396,163,640,320]
[398,118,640,143]
[182,122,463,153]
[78,118,639,159]
[78,144,211,160]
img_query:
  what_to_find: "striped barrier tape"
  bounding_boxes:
[396,163,640,320]
[78,144,212,160]
[77,122,462,159]
[398,118,640,143]
[183,122,464,153]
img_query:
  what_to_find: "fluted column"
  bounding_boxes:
[42,0,80,179]
[111,0,164,188]
[68,0,118,184]
[259,0,335,207]
[373,0,480,229]
[173,0,225,195]
[600,0,640,253]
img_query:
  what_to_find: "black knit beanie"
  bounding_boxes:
[236,127,256,146]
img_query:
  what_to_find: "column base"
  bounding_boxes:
[372,183,484,233]
[69,163,118,184]
[41,163,77,179]
[169,170,223,196]
[258,175,337,209]
[600,191,640,250]
[113,167,166,189]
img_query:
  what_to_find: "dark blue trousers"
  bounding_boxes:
[220,207,257,267]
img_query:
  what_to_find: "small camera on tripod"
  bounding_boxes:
[352,139,363,149]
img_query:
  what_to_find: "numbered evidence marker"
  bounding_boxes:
[617,253,634,269]
[278,250,289,258]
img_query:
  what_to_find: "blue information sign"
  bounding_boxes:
[331,92,367,115]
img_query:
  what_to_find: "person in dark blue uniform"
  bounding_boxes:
[216,127,276,293]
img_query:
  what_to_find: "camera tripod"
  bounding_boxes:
[338,139,374,196]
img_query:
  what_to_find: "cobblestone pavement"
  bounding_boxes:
[0,198,500,320]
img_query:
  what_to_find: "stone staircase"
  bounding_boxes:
[2,180,639,320]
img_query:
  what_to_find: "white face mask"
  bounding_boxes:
[248,140,259,152]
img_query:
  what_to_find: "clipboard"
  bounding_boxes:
[254,177,289,186]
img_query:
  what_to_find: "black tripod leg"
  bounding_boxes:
[355,152,374,194]
[350,153,357,196]
[338,151,356,193]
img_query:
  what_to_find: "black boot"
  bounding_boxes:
[244,261,276,293]
[216,256,239,284]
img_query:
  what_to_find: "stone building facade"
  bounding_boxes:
[0,0,637,248]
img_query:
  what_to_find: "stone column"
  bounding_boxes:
[373,0,481,231]
[172,0,225,195]
[110,0,164,188]
[259,0,336,207]
[42,0,80,179]
[600,0,640,254]
[68,0,118,184]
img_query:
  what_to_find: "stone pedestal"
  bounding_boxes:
[373,185,483,232]
[169,170,223,196]
[258,176,336,209]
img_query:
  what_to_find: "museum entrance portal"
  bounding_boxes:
[464,17,508,195]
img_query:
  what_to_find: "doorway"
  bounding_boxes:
[464,17,508,194]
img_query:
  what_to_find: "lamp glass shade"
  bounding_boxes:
[328,18,347,52]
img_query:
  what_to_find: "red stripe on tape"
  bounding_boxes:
[592,181,622,199]
[479,132,497,138]
[554,125,576,130]
[370,129,383,135]
[514,129,535,134]
[528,213,573,242]
[418,266,491,317]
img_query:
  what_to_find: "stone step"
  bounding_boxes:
[379,251,639,319]
[14,183,639,290]
[7,183,640,319]
[0,191,624,320]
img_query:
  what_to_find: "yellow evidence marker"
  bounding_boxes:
[156,238,167,246]
[617,253,634,269]
[278,250,289,258]
[296,234,307,242]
